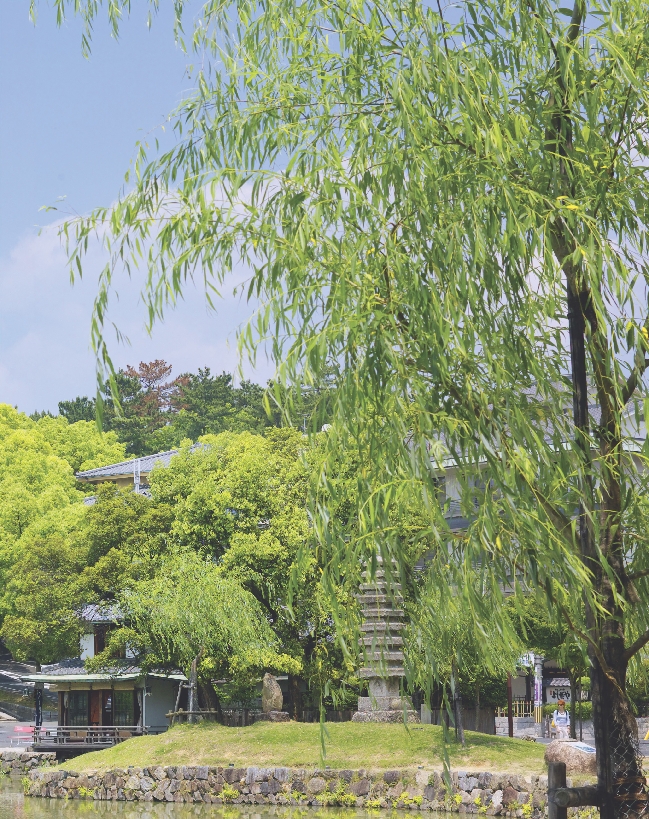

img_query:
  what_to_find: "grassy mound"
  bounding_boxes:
[65,722,546,774]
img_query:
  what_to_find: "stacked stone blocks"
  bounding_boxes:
[27,765,556,816]
[353,562,419,723]
[0,751,55,774]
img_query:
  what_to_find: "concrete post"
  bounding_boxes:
[534,654,544,724]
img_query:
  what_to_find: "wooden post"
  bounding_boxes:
[548,762,567,819]
[578,681,583,742]
[507,673,514,738]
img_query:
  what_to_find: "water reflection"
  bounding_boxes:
[2,778,451,819]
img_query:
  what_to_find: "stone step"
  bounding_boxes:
[360,622,405,632]
[358,609,406,618]
[359,637,404,647]
[359,652,405,663]
[359,667,405,678]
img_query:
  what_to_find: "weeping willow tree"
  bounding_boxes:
[108,551,300,716]
[36,0,649,813]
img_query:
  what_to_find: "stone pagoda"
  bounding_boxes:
[352,559,419,723]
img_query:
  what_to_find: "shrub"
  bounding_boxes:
[542,701,592,720]
[220,784,239,803]
[365,798,383,810]
[521,794,534,819]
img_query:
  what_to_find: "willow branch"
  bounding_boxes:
[626,567,649,583]
[624,630,649,663]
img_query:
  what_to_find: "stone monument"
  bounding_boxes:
[352,560,419,723]
[258,672,290,722]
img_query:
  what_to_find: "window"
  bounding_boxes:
[94,627,106,655]
[113,690,134,726]
[68,691,88,726]
[102,691,113,725]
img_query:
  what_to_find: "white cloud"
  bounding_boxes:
[0,223,274,414]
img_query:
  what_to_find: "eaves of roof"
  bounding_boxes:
[76,443,205,482]
[21,670,187,684]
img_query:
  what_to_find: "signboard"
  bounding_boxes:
[546,686,572,702]
[572,742,596,754]
[545,686,590,702]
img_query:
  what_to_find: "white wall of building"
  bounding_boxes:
[80,633,94,660]
[144,676,180,729]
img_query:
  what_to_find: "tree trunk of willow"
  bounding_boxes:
[568,671,577,740]
[451,660,465,746]
[188,653,199,724]
[567,284,645,819]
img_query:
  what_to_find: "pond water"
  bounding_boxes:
[0,777,453,819]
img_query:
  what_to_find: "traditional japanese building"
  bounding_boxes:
[21,604,185,757]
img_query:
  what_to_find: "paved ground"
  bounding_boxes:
[0,659,34,699]
[0,720,57,750]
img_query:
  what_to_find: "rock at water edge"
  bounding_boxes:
[544,740,597,774]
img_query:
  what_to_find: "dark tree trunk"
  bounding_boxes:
[451,660,465,746]
[198,681,224,723]
[475,683,480,735]
[566,282,645,819]
[568,671,577,740]
[188,653,199,723]
[289,675,302,721]
[507,672,513,738]
[578,681,583,742]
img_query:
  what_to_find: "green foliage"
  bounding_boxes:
[0,404,126,664]
[44,2,649,776]
[543,701,592,720]
[319,781,357,806]
[521,794,534,819]
[0,536,84,664]
[114,548,301,680]
[146,429,360,703]
[220,784,240,803]
[407,580,521,709]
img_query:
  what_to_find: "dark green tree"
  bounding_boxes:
[58,396,96,424]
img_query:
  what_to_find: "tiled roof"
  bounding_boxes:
[78,603,122,624]
[76,443,205,481]
[39,659,141,677]
[76,450,174,479]
[22,659,186,684]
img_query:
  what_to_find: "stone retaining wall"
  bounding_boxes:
[28,766,558,816]
[0,751,56,774]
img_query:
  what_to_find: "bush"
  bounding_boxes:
[542,702,592,720]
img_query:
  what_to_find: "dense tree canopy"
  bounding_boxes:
[42,0,649,810]
[111,550,301,682]
[56,361,278,456]
[0,404,126,664]
[0,421,361,709]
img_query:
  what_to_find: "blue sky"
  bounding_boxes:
[0,2,270,414]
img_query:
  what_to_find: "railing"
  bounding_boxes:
[496,701,535,718]
[32,726,144,747]
[167,710,220,726]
